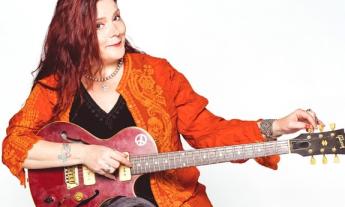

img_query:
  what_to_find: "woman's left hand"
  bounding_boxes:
[272,108,324,137]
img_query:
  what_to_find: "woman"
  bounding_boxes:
[2,0,321,206]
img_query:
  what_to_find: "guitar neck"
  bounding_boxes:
[130,140,290,175]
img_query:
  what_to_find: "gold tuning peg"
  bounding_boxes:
[330,123,336,131]
[334,154,340,164]
[318,124,324,132]
[310,155,316,165]
[307,127,314,133]
[322,155,328,164]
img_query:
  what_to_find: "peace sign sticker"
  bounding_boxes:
[135,134,148,146]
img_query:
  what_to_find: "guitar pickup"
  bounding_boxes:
[119,152,131,181]
[82,166,96,185]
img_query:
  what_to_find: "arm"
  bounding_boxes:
[23,140,130,179]
[23,140,85,169]
[2,83,54,184]
[2,83,130,185]
[167,65,279,169]
[169,64,320,169]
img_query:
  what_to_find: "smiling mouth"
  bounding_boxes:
[107,40,122,47]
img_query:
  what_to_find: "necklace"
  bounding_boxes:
[84,58,123,91]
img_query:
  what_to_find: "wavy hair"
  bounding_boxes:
[33,0,139,120]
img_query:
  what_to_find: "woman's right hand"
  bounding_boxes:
[81,144,132,180]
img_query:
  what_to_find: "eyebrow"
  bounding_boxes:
[96,9,120,21]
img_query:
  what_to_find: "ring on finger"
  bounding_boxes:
[306,108,316,119]
[104,165,113,173]
[306,108,320,125]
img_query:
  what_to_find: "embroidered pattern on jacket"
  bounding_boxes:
[127,63,173,150]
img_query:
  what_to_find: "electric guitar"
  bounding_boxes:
[28,121,345,207]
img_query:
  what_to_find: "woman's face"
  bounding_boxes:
[96,0,126,65]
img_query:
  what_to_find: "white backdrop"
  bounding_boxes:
[0,0,344,206]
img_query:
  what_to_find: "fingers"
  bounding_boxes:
[105,157,121,169]
[103,172,116,180]
[103,163,116,174]
[287,121,308,130]
[110,151,132,167]
[96,169,116,180]
[85,146,132,180]
[305,108,325,129]
[102,151,129,173]
[295,108,324,130]
[299,109,318,128]
[306,109,319,125]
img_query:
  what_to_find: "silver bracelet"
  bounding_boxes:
[260,119,277,141]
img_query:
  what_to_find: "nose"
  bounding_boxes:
[108,22,120,37]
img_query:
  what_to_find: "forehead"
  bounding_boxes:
[96,0,118,17]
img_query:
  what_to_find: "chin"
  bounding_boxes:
[102,50,125,63]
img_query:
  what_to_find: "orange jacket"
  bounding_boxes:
[2,53,279,207]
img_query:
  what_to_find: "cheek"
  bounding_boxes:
[97,36,107,53]
[118,20,126,35]
[97,34,104,46]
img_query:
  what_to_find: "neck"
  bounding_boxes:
[129,140,290,175]
[90,64,116,78]
[88,59,123,79]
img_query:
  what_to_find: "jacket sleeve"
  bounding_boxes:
[168,63,280,170]
[2,83,55,186]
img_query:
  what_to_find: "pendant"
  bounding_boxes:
[101,83,109,91]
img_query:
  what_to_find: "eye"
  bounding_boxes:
[96,23,104,30]
[113,15,121,21]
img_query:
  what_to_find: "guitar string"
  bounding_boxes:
[129,144,289,169]
[130,141,290,174]
[130,141,289,162]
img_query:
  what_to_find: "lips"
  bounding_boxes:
[107,40,122,47]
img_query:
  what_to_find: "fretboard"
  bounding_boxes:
[130,140,290,175]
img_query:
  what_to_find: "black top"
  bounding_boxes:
[69,85,157,206]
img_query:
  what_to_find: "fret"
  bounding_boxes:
[157,157,161,171]
[183,152,189,166]
[137,156,142,173]
[176,153,180,168]
[149,156,155,172]
[173,155,179,168]
[145,157,149,172]
[192,151,196,165]
[233,145,242,160]
[167,153,171,170]
[273,142,277,155]
[263,143,268,156]
[244,145,253,158]
[225,147,233,160]
[256,143,264,157]
[208,150,214,164]
[163,154,169,170]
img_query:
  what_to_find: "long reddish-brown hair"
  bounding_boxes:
[33,0,139,120]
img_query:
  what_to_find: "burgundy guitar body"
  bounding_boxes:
[28,122,158,207]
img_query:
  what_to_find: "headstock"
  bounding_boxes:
[290,124,345,164]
